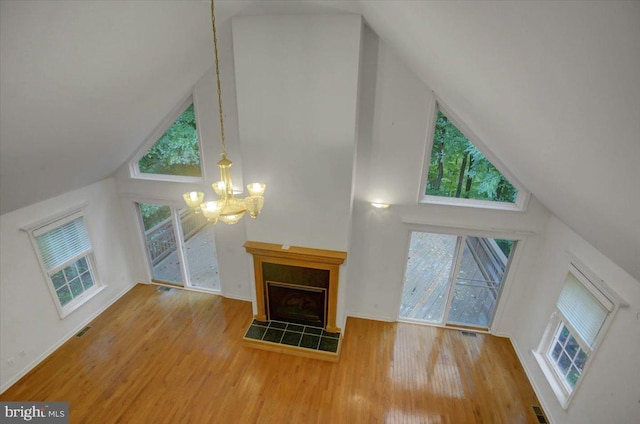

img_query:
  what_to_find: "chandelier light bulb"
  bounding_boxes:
[247,183,266,197]
[212,181,226,197]
[183,191,204,211]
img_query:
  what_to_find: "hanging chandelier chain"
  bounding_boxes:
[181,0,265,224]
[211,0,226,156]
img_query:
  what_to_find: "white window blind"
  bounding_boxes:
[35,217,91,271]
[557,272,611,347]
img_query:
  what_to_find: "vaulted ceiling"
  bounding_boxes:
[1,1,638,281]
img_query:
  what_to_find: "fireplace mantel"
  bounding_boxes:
[244,241,346,333]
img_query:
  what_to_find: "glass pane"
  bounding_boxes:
[565,334,580,358]
[447,237,515,328]
[77,257,89,273]
[64,263,78,280]
[81,272,94,290]
[400,232,458,323]
[575,349,588,370]
[567,366,580,388]
[138,203,183,285]
[139,204,171,231]
[181,210,220,291]
[494,239,514,259]
[56,286,73,306]
[51,270,67,290]
[138,104,201,177]
[425,110,518,203]
[448,282,493,328]
[69,278,84,297]
[559,325,569,344]
[558,352,572,375]
[551,342,563,361]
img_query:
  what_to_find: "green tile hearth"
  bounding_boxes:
[244,320,340,354]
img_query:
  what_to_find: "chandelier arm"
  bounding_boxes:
[211,0,226,156]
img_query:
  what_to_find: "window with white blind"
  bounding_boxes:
[29,211,103,318]
[534,262,619,408]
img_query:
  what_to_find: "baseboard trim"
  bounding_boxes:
[346,312,396,322]
[221,293,252,302]
[0,282,137,394]
[508,337,556,424]
[146,281,251,302]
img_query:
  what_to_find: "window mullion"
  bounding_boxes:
[172,208,191,287]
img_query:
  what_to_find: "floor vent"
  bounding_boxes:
[75,326,91,338]
[460,331,477,337]
[532,405,548,423]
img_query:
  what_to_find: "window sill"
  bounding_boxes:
[128,173,203,184]
[420,195,528,212]
[532,349,571,409]
[59,285,107,319]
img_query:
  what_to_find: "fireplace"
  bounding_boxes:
[244,241,346,334]
[266,281,326,327]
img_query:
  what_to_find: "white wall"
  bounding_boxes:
[113,22,253,301]
[508,216,640,424]
[232,14,362,250]
[347,26,640,424]
[0,178,137,391]
[346,25,549,323]
[232,15,362,328]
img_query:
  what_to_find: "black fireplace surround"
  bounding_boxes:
[262,263,329,328]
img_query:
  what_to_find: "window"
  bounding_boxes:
[29,211,103,318]
[130,98,203,181]
[548,324,589,390]
[421,107,528,210]
[400,232,517,330]
[137,202,220,291]
[534,262,618,408]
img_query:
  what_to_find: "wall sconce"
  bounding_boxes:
[371,202,390,209]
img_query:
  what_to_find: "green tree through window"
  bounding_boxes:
[138,104,202,177]
[426,111,517,203]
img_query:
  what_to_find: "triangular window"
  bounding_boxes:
[424,109,521,206]
[135,102,202,178]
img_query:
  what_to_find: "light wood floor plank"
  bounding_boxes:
[1,284,541,423]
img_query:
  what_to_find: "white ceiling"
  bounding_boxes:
[1,1,638,281]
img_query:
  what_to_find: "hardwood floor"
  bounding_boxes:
[1,284,542,423]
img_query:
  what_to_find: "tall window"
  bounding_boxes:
[534,263,618,408]
[131,98,203,181]
[137,202,220,291]
[29,211,102,318]
[421,108,527,210]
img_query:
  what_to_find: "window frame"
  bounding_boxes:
[533,260,620,409]
[419,100,530,211]
[25,207,104,318]
[133,199,222,293]
[545,321,589,393]
[128,94,205,183]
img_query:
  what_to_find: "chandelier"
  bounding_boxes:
[182,0,266,225]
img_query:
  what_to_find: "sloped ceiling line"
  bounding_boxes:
[1,1,638,282]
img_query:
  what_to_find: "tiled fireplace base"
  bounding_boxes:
[243,319,341,362]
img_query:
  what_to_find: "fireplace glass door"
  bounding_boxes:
[266,281,327,328]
